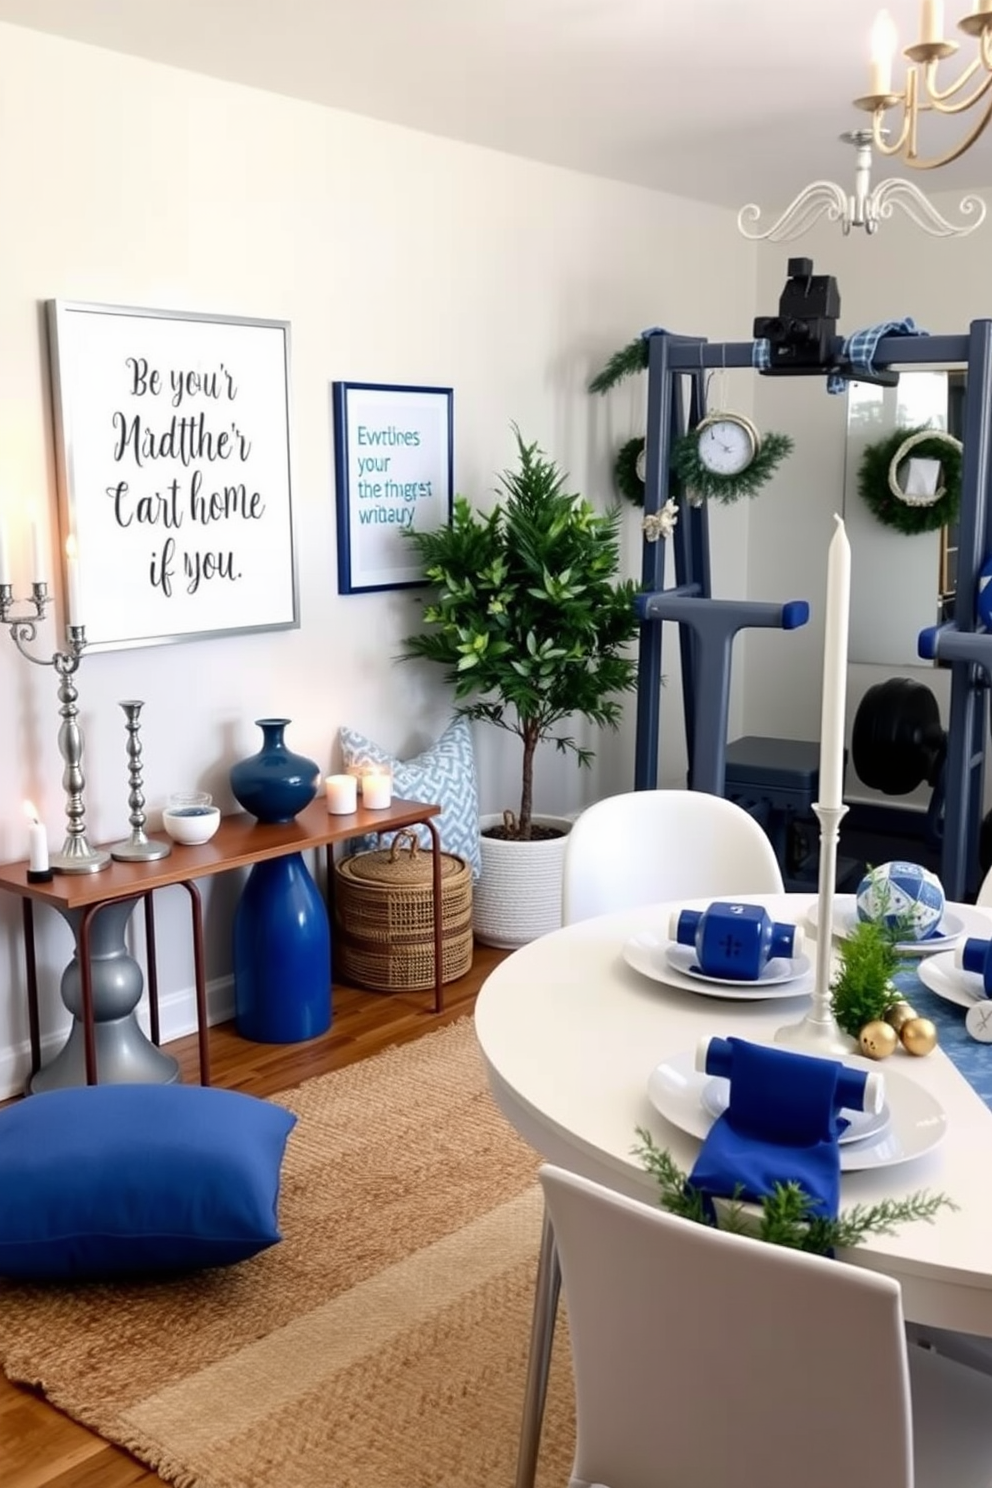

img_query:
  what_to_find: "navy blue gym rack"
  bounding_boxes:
[632,323,992,901]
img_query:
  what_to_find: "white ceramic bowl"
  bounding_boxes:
[162,803,221,845]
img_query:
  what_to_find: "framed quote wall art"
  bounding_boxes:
[332,381,453,594]
[46,300,298,652]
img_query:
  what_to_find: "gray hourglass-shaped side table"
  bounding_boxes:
[0,796,443,1092]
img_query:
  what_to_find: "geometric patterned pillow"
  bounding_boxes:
[339,715,481,878]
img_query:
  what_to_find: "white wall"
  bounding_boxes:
[0,22,756,1096]
[745,211,990,807]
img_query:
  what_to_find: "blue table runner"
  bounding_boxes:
[896,967,992,1108]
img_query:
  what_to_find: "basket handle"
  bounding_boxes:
[388,829,421,862]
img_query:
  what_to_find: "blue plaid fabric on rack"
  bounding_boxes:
[753,319,927,391]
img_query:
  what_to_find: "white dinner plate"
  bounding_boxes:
[918,950,986,1010]
[646,1048,947,1172]
[699,1079,892,1146]
[805,895,975,958]
[664,942,811,988]
[623,929,813,1002]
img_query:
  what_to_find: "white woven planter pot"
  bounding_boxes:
[473,813,572,949]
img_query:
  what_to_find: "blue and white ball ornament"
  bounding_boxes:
[856,861,945,942]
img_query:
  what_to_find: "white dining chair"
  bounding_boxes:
[539,1163,992,1488]
[976,865,992,908]
[561,788,785,925]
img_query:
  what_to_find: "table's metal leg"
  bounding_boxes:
[78,905,99,1085]
[178,880,210,1086]
[514,1204,562,1488]
[22,899,42,1080]
[424,817,444,1013]
[143,893,161,1047]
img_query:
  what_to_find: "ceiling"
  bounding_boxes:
[1,0,990,209]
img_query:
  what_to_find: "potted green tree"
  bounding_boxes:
[400,426,640,947]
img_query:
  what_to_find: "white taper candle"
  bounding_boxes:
[818,514,852,811]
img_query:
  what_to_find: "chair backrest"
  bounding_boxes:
[561,789,785,925]
[977,866,992,909]
[539,1164,913,1488]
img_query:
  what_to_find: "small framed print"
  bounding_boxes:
[47,299,298,652]
[332,381,453,594]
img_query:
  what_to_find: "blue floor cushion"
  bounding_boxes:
[0,1083,296,1280]
[340,715,481,877]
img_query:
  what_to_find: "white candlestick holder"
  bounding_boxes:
[775,800,856,1056]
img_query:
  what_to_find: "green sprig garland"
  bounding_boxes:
[589,335,651,396]
[633,1128,955,1256]
[671,427,794,505]
[857,425,962,535]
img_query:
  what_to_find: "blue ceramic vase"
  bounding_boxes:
[230,718,319,824]
[233,852,332,1042]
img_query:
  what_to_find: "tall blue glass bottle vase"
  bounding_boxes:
[229,718,320,824]
[234,854,332,1042]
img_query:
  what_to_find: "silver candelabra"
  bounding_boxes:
[1,579,110,873]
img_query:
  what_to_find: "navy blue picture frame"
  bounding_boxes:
[332,381,454,595]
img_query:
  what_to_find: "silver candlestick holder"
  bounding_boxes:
[2,580,110,874]
[775,801,855,1056]
[109,700,171,862]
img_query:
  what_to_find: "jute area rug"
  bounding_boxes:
[0,1019,577,1488]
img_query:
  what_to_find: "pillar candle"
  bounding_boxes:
[325,774,358,814]
[23,801,49,873]
[361,770,393,809]
[818,515,852,811]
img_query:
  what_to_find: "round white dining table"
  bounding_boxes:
[474,892,992,1488]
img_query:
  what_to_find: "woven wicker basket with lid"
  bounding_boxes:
[334,830,473,991]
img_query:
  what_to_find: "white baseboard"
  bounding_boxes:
[0,974,235,1102]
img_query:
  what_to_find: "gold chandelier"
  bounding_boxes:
[857,2,992,168]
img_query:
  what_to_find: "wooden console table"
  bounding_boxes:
[0,797,442,1092]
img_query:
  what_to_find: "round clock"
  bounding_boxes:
[671,413,793,506]
[696,412,761,476]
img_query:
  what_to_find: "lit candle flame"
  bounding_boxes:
[23,799,40,825]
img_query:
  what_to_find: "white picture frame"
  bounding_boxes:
[46,300,298,652]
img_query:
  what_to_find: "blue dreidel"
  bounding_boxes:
[956,937,992,998]
[669,901,805,981]
[695,1035,885,1115]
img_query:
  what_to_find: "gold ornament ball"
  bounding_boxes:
[885,1001,917,1034]
[900,1017,938,1057]
[859,1020,899,1060]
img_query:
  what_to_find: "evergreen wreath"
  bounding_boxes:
[857,425,963,535]
[615,434,648,506]
[671,427,794,505]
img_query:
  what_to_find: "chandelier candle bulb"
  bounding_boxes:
[361,769,392,810]
[869,9,898,94]
[324,774,358,815]
[0,516,9,586]
[920,0,943,43]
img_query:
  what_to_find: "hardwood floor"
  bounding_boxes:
[0,944,508,1488]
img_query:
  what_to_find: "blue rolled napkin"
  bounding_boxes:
[688,1037,868,1220]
